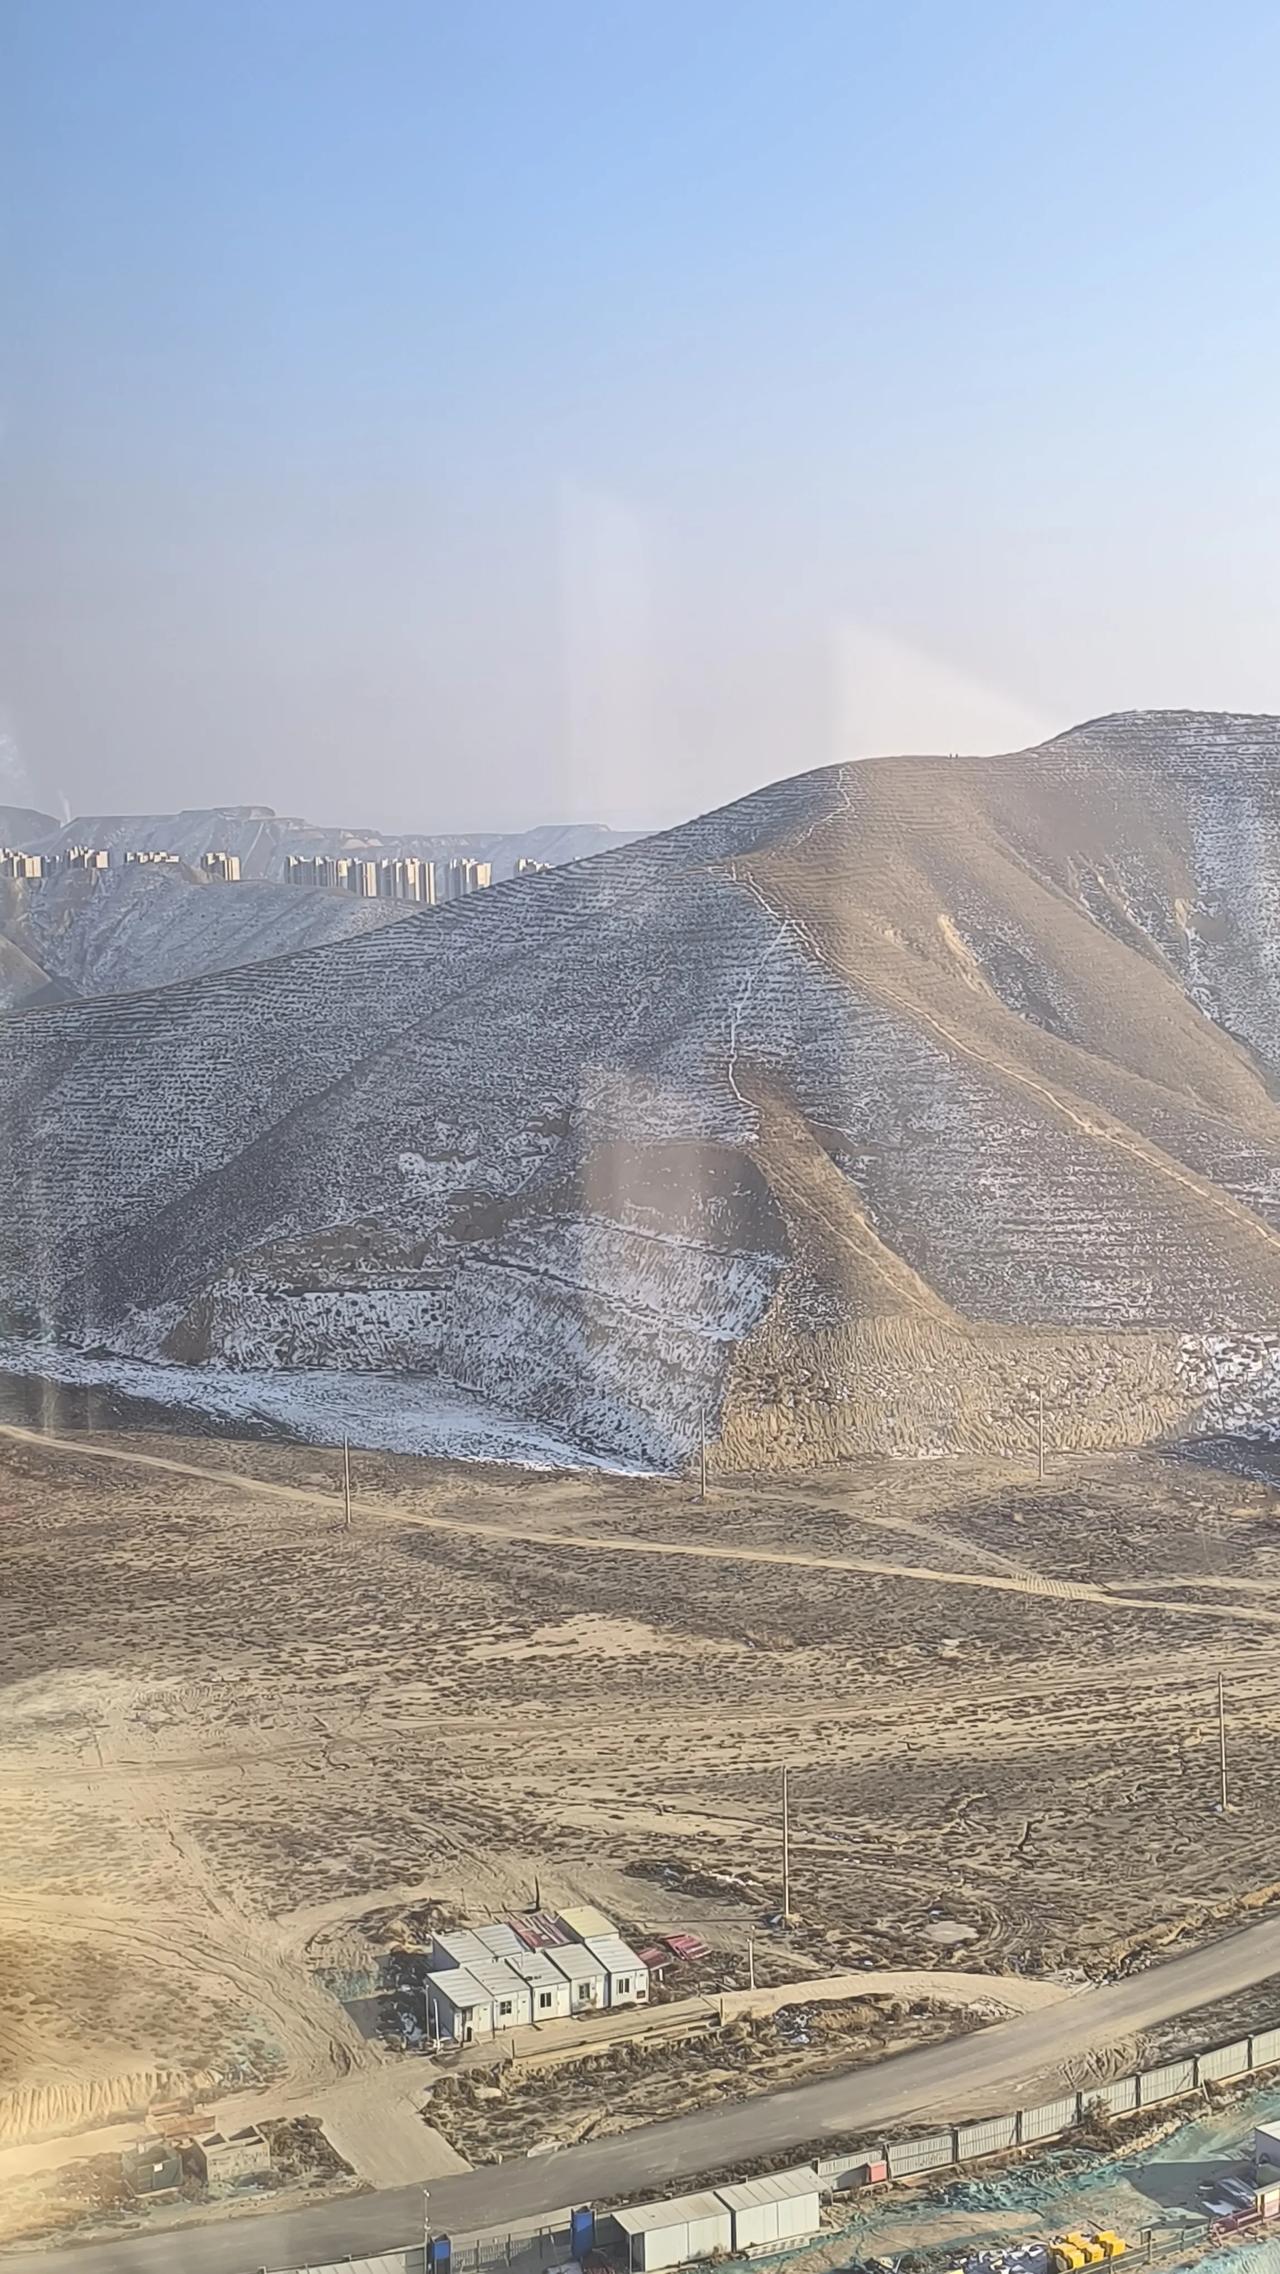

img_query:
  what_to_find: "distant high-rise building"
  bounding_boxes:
[441,858,493,901]
[514,858,548,876]
[200,851,242,882]
[55,846,109,873]
[123,849,180,866]
[285,854,346,889]
[286,850,487,900]
[0,849,44,881]
[379,856,434,902]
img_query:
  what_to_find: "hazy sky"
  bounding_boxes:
[4,1,1280,832]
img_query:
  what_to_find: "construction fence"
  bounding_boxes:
[270,2021,1280,2273]
[816,2022,1279,2191]
[268,2207,578,2274]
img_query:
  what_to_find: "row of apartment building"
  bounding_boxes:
[424,1904,649,2043]
[0,846,242,882]
[283,853,498,901]
[2,846,549,894]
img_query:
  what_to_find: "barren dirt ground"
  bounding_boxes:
[3,1420,1280,2212]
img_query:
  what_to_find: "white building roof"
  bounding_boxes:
[548,1943,607,1983]
[583,1933,646,1975]
[507,1948,570,1989]
[433,1929,497,1969]
[474,1922,525,1958]
[465,1958,531,2002]
[614,2194,731,2235]
[715,2168,820,2208]
[425,1966,491,2011]
[556,1904,617,1942]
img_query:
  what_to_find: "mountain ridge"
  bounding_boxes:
[4,710,1280,1469]
[0,804,637,881]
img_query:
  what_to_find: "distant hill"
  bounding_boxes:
[0,804,636,881]
[5,711,1280,1470]
[0,864,410,1011]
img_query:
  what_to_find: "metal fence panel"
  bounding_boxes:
[955,2115,1017,2161]
[1255,2029,1280,2070]
[1199,2039,1251,2083]
[1020,2095,1080,2143]
[817,2152,876,2185]
[1086,2075,1137,2117]
[887,2131,954,2177]
[1139,2059,1196,2105]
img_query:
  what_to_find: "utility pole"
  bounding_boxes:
[699,1406,707,1501]
[781,1763,791,1923]
[747,1934,756,1990]
[1218,1672,1229,1811]
[422,2187,431,2272]
[1037,1385,1045,1483]
[342,1436,352,1530]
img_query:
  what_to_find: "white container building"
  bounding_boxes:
[583,1934,649,2007]
[715,2168,822,2250]
[508,1946,574,2021]
[474,1922,526,1960]
[547,1941,609,2012]
[555,1903,618,1943]
[424,1967,495,2044]
[612,2192,733,2272]
[431,1929,499,1972]
[466,1959,534,2030]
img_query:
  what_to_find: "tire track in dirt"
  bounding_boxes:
[0,1653,376,2144]
[6,1422,1280,1633]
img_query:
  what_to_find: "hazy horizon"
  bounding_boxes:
[5,1,1280,832]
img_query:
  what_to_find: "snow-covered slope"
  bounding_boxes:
[7,711,1280,1469]
[0,867,411,1006]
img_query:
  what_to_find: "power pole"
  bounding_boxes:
[699,1406,707,1501]
[1037,1385,1045,1483]
[1218,1672,1229,1811]
[747,1933,756,1991]
[342,1436,352,1530]
[781,1763,791,1922]
[423,2187,431,2272]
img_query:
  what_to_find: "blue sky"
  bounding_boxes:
[4,0,1280,828]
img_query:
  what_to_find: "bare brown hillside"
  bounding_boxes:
[2,710,1280,1467]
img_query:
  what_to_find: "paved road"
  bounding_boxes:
[12,1911,1280,2274]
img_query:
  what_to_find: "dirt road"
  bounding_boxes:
[11,1908,1280,2274]
[5,1419,1280,1632]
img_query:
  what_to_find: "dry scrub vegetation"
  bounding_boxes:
[427,1997,964,2161]
[3,1416,1280,2158]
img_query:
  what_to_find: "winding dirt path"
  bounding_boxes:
[5,1420,1280,1631]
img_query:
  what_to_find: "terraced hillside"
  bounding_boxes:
[0,864,409,1010]
[4,710,1280,1468]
